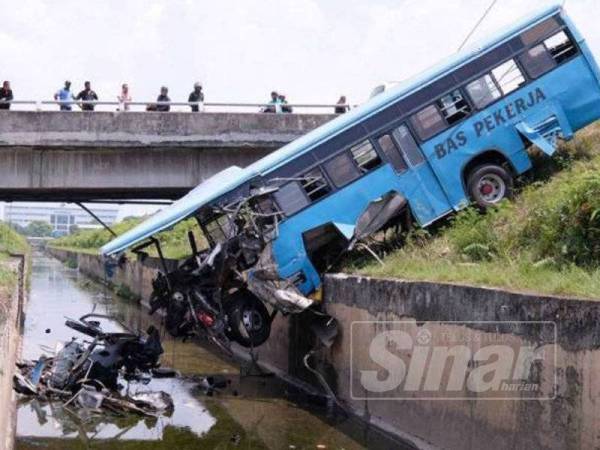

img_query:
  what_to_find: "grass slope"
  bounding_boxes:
[351,124,600,299]
[0,221,29,295]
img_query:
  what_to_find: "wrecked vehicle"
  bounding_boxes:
[101,4,600,348]
[14,313,173,417]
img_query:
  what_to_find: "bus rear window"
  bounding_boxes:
[410,105,446,141]
[544,31,577,64]
[350,140,381,173]
[436,89,472,125]
[324,151,360,187]
[466,74,501,109]
[491,59,526,95]
[301,168,331,201]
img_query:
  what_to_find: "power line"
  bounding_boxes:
[457,0,499,51]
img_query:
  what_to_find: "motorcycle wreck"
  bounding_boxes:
[133,186,340,354]
[14,313,174,417]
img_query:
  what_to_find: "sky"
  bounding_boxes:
[0,0,598,219]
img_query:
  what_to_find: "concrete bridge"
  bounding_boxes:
[0,111,335,201]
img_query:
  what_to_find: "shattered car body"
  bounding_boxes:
[14,314,173,417]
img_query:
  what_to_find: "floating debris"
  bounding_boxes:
[13,313,175,417]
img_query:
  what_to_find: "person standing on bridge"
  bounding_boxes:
[0,81,13,110]
[117,83,132,111]
[54,81,74,111]
[75,81,98,111]
[188,82,204,112]
[334,95,349,114]
[156,86,171,112]
[262,91,281,113]
[279,93,292,113]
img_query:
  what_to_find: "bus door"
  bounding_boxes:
[376,124,452,225]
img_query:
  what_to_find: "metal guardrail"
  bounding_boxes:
[0,99,352,113]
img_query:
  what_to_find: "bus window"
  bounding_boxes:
[274,181,309,216]
[393,125,425,166]
[491,59,526,95]
[544,31,577,64]
[466,74,502,109]
[410,104,446,141]
[324,151,360,187]
[301,168,331,201]
[377,134,408,173]
[519,44,556,78]
[350,140,382,173]
[436,89,472,125]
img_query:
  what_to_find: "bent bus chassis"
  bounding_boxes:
[123,187,338,351]
[101,4,600,348]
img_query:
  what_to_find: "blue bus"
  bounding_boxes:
[101,4,600,347]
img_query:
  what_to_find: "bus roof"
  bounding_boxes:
[101,3,563,256]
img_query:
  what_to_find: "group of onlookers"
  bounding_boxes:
[54,81,99,111]
[0,79,349,114]
[262,91,292,113]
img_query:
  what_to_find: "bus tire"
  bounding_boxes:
[467,164,513,208]
[225,290,271,348]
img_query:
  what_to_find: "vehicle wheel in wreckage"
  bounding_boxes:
[225,290,271,348]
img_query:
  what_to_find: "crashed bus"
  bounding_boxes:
[101,4,600,349]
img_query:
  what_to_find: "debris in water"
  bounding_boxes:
[13,313,174,417]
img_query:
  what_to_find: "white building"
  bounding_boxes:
[3,202,119,236]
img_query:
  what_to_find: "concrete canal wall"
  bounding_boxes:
[0,256,26,450]
[47,247,600,450]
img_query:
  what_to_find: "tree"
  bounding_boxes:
[25,221,54,237]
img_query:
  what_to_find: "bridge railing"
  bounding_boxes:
[0,99,352,114]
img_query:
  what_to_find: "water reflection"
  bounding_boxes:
[16,254,407,450]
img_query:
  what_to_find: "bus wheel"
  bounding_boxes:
[225,290,271,348]
[467,164,513,208]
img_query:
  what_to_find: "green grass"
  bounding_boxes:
[351,123,600,299]
[0,221,29,297]
[50,216,204,259]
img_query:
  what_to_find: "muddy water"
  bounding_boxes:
[15,255,411,450]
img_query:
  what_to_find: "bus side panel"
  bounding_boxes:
[425,55,600,209]
[270,165,444,294]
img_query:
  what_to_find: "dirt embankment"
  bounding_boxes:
[0,258,25,450]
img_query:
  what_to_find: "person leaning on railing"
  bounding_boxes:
[188,82,204,112]
[334,95,350,114]
[75,81,98,111]
[155,86,171,112]
[0,81,14,110]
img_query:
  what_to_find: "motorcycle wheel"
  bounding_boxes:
[225,290,271,348]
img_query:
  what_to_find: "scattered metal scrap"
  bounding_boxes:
[13,313,174,417]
